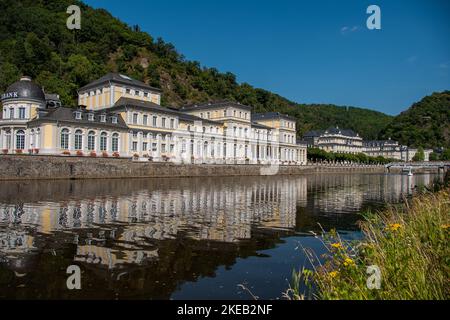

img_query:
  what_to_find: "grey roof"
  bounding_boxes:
[252,112,297,122]
[324,127,358,137]
[177,113,223,125]
[251,122,272,130]
[28,107,128,130]
[181,100,252,111]
[109,97,180,116]
[1,77,45,103]
[78,73,162,93]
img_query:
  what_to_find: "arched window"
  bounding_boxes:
[30,130,35,148]
[60,129,69,149]
[88,131,95,151]
[74,130,83,150]
[100,132,108,151]
[112,133,119,152]
[5,130,11,149]
[16,130,25,150]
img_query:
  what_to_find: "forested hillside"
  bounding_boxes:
[380,91,450,149]
[0,0,427,141]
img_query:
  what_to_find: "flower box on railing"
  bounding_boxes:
[76,151,84,157]
[2,149,8,154]
[112,152,120,158]
[34,148,40,154]
[102,152,109,158]
[62,151,71,156]
[90,151,97,157]
[15,149,23,154]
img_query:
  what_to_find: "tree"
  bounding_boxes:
[412,147,425,162]
[441,149,450,161]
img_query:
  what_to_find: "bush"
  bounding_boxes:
[289,189,450,300]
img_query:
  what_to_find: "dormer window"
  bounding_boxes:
[100,114,106,122]
[144,92,149,98]
[126,88,131,94]
[75,111,82,120]
[112,116,118,124]
[88,113,94,121]
[135,90,140,96]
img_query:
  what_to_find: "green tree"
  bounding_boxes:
[412,147,425,162]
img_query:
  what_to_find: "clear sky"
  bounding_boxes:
[83,0,450,115]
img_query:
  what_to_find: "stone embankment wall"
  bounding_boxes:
[0,155,386,181]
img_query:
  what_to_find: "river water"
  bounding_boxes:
[0,173,440,299]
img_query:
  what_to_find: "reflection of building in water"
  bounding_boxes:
[0,177,307,269]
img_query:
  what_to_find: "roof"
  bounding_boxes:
[177,113,223,125]
[109,97,180,116]
[78,73,162,93]
[251,122,273,130]
[180,100,252,111]
[28,106,128,130]
[1,77,45,103]
[252,112,297,122]
[323,127,359,137]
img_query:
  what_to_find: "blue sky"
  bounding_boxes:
[83,0,450,115]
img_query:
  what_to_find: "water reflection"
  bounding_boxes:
[0,173,438,299]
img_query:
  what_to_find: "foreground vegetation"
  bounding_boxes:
[289,178,450,300]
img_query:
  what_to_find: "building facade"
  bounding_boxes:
[0,74,307,165]
[304,128,432,161]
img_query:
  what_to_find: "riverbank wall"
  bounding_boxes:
[0,155,390,181]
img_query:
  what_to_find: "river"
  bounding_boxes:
[0,172,441,299]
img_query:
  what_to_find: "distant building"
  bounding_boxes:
[303,127,432,161]
[303,127,363,154]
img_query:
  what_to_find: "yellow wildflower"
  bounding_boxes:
[343,258,355,267]
[329,271,339,278]
[331,243,343,249]
[387,223,402,232]
[441,224,450,230]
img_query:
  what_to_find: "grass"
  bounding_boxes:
[288,187,450,300]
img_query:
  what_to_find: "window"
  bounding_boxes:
[200,113,204,118]
[144,92,149,98]
[152,143,157,152]
[170,119,175,129]
[75,111,82,120]
[60,129,69,149]
[181,140,186,153]
[162,118,166,127]
[161,144,166,153]
[223,110,227,117]
[133,113,138,124]
[19,107,26,119]
[111,116,118,124]
[16,130,25,150]
[112,133,119,152]
[152,116,157,127]
[88,113,94,121]
[126,88,131,94]
[100,132,107,151]
[143,115,148,126]
[74,130,83,150]
[88,131,95,151]
[100,114,106,122]
[132,141,138,151]
[170,144,174,153]
[132,131,138,138]
[142,142,148,151]
[207,112,210,119]
[135,90,140,96]
[9,108,14,119]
